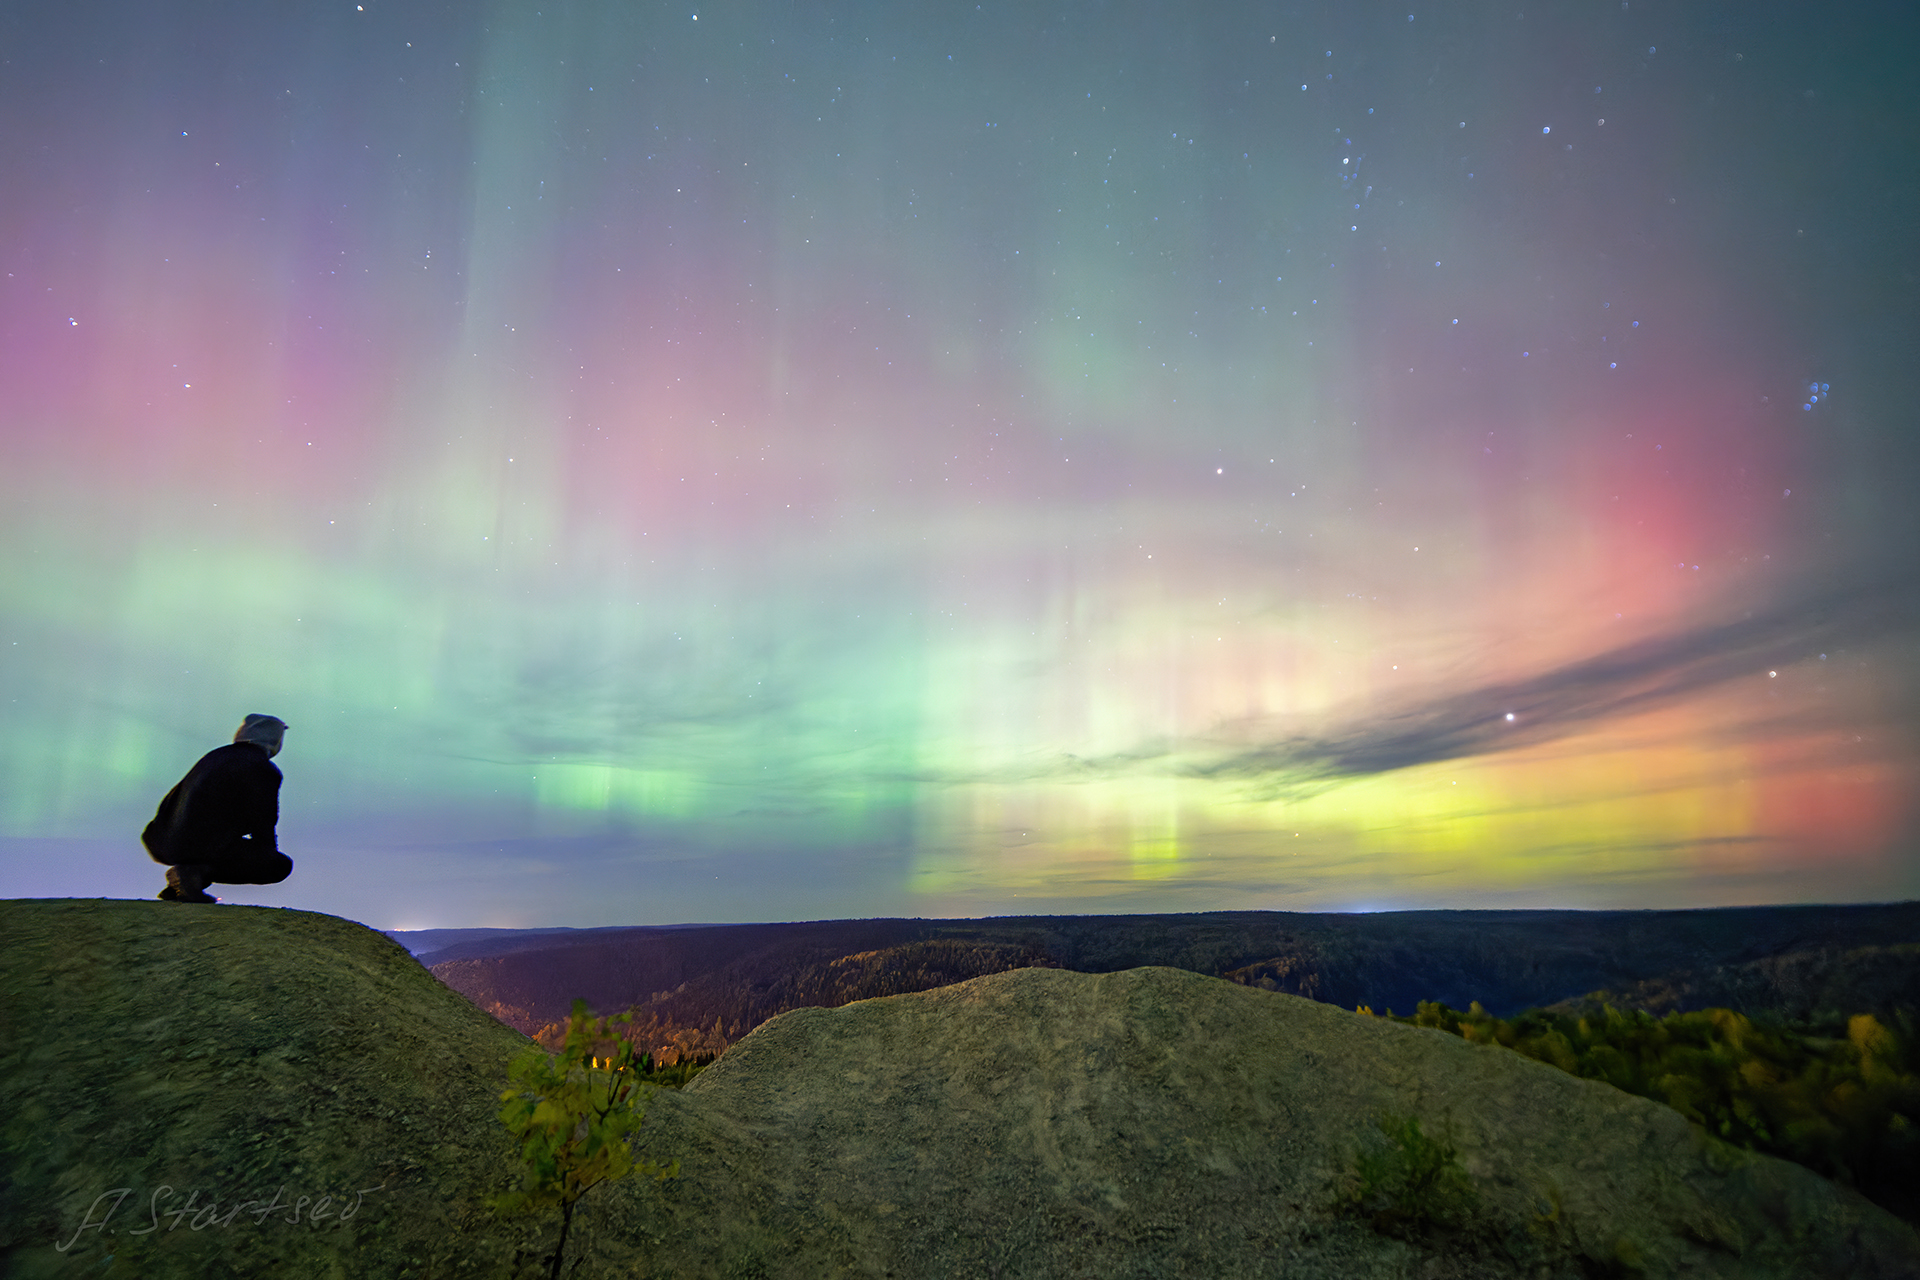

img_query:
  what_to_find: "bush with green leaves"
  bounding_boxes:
[1394,1000,1920,1222]
[494,999,681,1279]
[1343,1111,1480,1239]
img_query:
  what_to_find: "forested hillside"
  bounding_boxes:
[427,903,1920,1067]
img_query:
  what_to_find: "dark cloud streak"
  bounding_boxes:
[1187,574,1918,789]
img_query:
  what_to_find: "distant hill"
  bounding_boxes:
[4,900,1914,1278]
[427,903,1920,1061]
[1547,941,1920,1025]
[380,925,587,958]
[384,922,737,964]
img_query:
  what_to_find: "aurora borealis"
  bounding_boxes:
[3,0,1916,928]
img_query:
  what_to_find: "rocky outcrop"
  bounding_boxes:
[3,901,1915,1279]
[619,965,1919,1278]
[0,899,539,1279]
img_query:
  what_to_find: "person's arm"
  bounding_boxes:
[242,761,283,852]
[142,781,187,859]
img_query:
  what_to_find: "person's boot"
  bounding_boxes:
[160,864,217,903]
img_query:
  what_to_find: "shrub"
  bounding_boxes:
[1344,1111,1480,1239]
[494,999,681,1280]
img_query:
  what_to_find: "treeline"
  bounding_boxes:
[1389,999,1920,1224]
[436,905,1920,1047]
[534,1008,731,1068]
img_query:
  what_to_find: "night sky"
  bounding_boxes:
[3,1,1917,929]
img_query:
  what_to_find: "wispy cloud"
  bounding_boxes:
[1193,573,1916,788]
[940,572,1918,795]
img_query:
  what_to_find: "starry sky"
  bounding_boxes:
[3,0,1917,929]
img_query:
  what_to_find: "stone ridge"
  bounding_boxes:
[622,965,1920,1278]
[4,901,1917,1279]
[0,899,541,1279]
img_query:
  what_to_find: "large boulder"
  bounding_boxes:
[624,964,1919,1278]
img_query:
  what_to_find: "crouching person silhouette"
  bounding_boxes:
[143,714,293,903]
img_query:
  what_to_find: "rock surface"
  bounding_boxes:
[628,965,1919,1279]
[0,899,538,1279]
[3,900,1915,1279]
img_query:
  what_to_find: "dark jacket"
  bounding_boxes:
[142,743,283,867]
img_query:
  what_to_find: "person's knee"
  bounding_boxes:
[242,852,293,884]
[210,851,293,885]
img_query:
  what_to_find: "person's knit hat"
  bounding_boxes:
[233,714,289,748]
